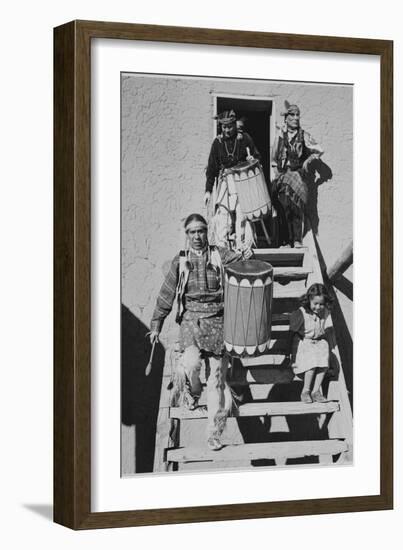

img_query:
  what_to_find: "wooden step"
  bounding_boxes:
[170,400,340,419]
[167,439,347,463]
[268,324,290,333]
[240,355,288,367]
[273,266,311,279]
[253,248,307,268]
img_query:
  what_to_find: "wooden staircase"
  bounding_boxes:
[153,228,353,472]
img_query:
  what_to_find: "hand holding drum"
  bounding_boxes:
[246,146,254,161]
[237,242,253,259]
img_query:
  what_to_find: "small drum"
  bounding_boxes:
[223,260,273,356]
[225,159,272,221]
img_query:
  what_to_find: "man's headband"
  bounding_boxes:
[280,103,300,117]
[185,220,207,232]
[214,109,237,125]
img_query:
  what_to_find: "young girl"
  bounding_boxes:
[289,283,333,403]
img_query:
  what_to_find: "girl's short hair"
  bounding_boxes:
[300,283,333,311]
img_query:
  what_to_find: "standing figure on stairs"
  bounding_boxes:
[149,213,252,451]
[288,283,333,403]
[271,102,324,248]
[204,110,262,249]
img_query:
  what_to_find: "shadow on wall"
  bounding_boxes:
[314,237,353,411]
[305,158,333,236]
[121,304,165,473]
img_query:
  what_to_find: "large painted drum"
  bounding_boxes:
[225,159,272,221]
[223,260,273,357]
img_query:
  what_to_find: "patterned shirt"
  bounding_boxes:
[151,246,242,332]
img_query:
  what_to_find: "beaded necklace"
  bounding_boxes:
[224,137,237,161]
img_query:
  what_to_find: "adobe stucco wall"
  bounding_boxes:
[122,73,353,345]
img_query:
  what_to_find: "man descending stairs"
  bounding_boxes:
[153,233,353,473]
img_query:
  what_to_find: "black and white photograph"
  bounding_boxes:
[1,0,398,541]
[121,73,353,475]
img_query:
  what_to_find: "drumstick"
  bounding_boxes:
[246,146,251,157]
[145,339,157,376]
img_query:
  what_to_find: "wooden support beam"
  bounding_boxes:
[333,275,353,301]
[327,241,353,281]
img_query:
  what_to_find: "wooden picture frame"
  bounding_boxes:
[54,20,393,529]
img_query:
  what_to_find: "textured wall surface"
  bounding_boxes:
[122,73,353,346]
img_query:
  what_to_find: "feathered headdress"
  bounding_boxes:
[280,100,300,117]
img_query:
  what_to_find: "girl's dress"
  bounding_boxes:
[290,306,331,374]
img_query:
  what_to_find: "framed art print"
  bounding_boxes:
[54,20,393,529]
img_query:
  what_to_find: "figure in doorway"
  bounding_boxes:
[204,110,263,250]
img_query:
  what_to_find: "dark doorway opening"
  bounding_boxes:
[216,96,272,185]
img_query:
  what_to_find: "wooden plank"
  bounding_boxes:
[158,376,175,408]
[270,324,290,334]
[153,408,177,472]
[167,439,347,463]
[302,241,313,273]
[303,227,322,286]
[160,344,180,378]
[153,345,178,472]
[170,400,339,419]
[254,248,306,257]
[273,266,311,279]
[240,354,288,366]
